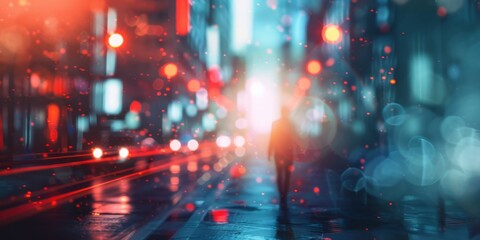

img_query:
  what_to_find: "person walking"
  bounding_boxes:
[268,106,300,207]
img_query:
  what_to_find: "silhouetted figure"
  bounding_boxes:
[268,107,299,207]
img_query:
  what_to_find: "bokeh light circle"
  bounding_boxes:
[291,97,337,160]
[108,33,124,48]
[93,148,103,159]
[306,60,322,75]
[322,25,342,44]
[118,147,129,159]
[161,63,178,78]
[187,139,199,151]
[382,103,407,126]
[170,139,182,151]
[340,168,365,192]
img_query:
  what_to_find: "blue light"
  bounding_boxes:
[103,78,123,115]
[168,101,183,123]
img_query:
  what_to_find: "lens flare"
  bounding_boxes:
[93,148,103,159]
[118,147,129,159]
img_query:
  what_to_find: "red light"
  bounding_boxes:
[47,104,60,143]
[187,79,201,92]
[129,100,142,113]
[437,7,447,17]
[176,0,190,35]
[322,25,342,44]
[384,46,392,54]
[211,209,229,224]
[185,203,195,212]
[230,164,247,179]
[108,33,124,48]
[307,60,322,75]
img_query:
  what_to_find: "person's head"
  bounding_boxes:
[280,106,289,119]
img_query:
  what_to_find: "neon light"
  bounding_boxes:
[231,0,253,54]
[107,8,117,34]
[206,26,220,68]
[168,101,183,123]
[176,0,190,36]
[106,48,116,76]
[103,79,123,115]
[196,88,208,110]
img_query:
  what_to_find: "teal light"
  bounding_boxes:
[103,78,123,115]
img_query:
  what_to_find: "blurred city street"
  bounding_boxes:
[2,0,480,239]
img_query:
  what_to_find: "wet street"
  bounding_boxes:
[3,0,480,239]
[0,144,476,239]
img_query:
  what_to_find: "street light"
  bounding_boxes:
[322,25,342,44]
[108,33,124,48]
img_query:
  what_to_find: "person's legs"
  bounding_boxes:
[275,159,284,200]
[275,158,285,202]
[282,161,293,202]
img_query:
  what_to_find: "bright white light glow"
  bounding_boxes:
[231,0,253,55]
[108,33,123,48]
[196,88,209,110]
[216,135,232,148]
[118,147,129,159]
[249,81,265,97]
[187,139,199,151]
[103,78,123,115]
[170,139,182,151]
[93,148,103,159]
[234,136,246,147]
[247,77,277,133]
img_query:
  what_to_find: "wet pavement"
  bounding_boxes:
[168,150,474,240]
[0,146,477,239]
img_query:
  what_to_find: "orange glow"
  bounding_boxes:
[170,164,181,174]
[297,77,311,91]
[307,60,322,75]
[313,187,320,195]
[161,63,178,78]
[47,104,60,143]
[108,33,124,48]
[322,25,342,44]
[176,0,190,36]
[129,100,142,113]
[187,79,201,92]
[390,79,397,85]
